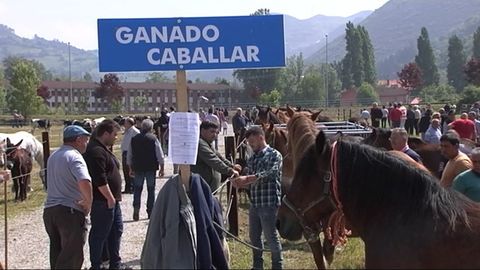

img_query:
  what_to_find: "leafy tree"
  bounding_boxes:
[415,27,439,86]
[474,26,480,59]
[37,84,51,102]
[298,65,324,101]
[3,56,52,81]
[214,77,230,85]
[111,99,124,114]
[457,84,480,107]
[233,8,280,100]
[322,63,342,105]
[146,72,171,83]
[133,94,147,112]
[465,58,480,86]
[398,62,423,94]
[419,84,459,104]
[95,73,124,107]
[259,89,282,107]
[358,26,376,85]
[0,68,6,112]
[83,72,93,82]
[6,60,44,118]
[356,82,379,105]
[277,54,305,100]
[447,35,467,92]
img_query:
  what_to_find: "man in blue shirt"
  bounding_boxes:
[424,118,442,144]
[453,147,480,202]
[232,126,283,270]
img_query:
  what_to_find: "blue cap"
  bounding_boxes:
[63,125,91,139]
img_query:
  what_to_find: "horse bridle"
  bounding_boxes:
[282,170,337,243]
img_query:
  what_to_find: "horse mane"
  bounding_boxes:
[336,140,473,232]
[287,114,317,170]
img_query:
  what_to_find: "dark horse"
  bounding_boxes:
[278,130,480,268]
[6,138,33,201]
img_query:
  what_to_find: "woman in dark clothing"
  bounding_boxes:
[418,109,432,140]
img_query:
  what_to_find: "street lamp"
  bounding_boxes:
[197,95,208,111]
[325,34,329,107]
[68,42,73,113]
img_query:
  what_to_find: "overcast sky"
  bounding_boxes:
[0,0,389,50]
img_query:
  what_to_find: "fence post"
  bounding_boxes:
[337,109,340,121]
[3,157,7,270]
[349,108,352,119]
[42,131,50,189]
[343,109,346,121]
[224,136,238,236]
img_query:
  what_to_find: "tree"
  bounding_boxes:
[133,94,147,112]
[398,62,423,94]
[6,60,44,118]
[358,26,376,85]
[447,35,467,92]
[474,26,480,59]
[356,82,379,105]
[146,72,171,83]
[298,65,324,101]
[36,84,50,102]
[0,68,6,112]
[3,56,52,82]
[415,27,439,86]
[277,54,305,100]
[83,72,93,82]
[465,58,480,86]
[214,77,230,85]
[259,89,282,107]
[457,84,480,107]
[233,9,280,100]
[95,73,124,110]
[419,84,459,104]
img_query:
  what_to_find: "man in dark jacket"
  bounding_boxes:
[192,121,240,192]
[232,108,247,145]
[370,102,383,128]
[83,119,126,270]
[128,119,165,221]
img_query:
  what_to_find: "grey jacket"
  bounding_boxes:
[191,137,234,191]
[141,175,197,269]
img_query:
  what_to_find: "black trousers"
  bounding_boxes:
[122,151,133,192]
[43,205,87,270]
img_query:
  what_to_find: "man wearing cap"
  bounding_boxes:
[43,125,92,269]
[120,118,139,194]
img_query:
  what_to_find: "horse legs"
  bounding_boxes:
[21,175,29,201]
[13,178,19,202]
[308,240,327,269]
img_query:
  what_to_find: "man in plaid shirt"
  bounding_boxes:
[232,126,283,269]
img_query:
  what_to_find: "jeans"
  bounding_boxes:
[43,205,87,270]
[133,171,156,214]
[89,200,123,269]
[249,205,283,270]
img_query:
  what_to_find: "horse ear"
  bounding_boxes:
[311,111,321,122]
[6,138,11,147]
[286,106,295,118]
[267,122,274,133]
[315,131,328,155]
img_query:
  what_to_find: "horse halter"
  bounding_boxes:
[282,169,336,243]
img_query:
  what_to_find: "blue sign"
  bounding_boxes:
[97,15,285,72]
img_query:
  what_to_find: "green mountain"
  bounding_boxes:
[307,0,480,80]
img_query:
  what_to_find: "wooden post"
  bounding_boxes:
[343,109,346,121]
[337,109,340,121]
[42,131,50,189]
[349,108,352,119]
[224,136,238,236]
[176,70,191,188]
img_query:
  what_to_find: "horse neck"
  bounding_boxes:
[289,119,317,169]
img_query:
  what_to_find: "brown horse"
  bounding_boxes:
[283,112,333,269]
[254,106,283,125]
[6,138,33,201]
[363,128,445,178]
[278,131,480,268]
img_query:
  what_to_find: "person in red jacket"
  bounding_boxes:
[448,113,475,140]
[390,103,403,128]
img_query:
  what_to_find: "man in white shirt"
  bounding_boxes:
[121,117,139,194]
[424,119,442,144]
[399,103,407,128]
[204,108,220,150]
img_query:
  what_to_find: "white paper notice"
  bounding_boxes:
[168,112,200,165]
